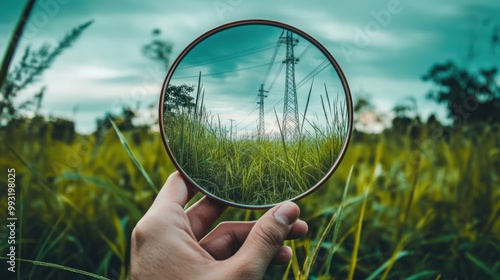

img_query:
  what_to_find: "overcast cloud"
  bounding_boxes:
[1,0,498,133]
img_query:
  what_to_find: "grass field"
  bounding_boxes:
[162,82,349,206]
[0,116,499,279]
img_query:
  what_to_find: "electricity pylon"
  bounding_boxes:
[280,30,299,140]
[229,118,236,140]
[257,83,268,139]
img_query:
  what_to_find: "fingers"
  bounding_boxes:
[148,172,227,240]
[226,202,304,277]
[287,219,308,240]
[199,220,307,261]
[272,246,293,265]
[186,196,228,240]
[150,171,198,211]
[199,222,254,259]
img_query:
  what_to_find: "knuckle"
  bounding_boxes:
[131,218,150,245]
[253,224,285,248]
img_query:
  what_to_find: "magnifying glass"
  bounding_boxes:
[159,19,353,209]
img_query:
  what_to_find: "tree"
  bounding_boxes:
[163,84,196,116]
[142,29,195,116]
[423,61,500,125]
[390,97,422,135]
[142,29,173,72]
[93,107,139,145]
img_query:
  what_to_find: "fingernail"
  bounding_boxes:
[273,202,299,226]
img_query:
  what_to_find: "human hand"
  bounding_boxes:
[130,171,308,280]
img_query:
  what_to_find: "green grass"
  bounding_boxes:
[163,81,348,205]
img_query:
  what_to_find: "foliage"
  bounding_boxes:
[1,6,498,280]
[1,115,499,279]
[164,81,347,205]
[94,107,138,142]
[142,29,173,71]
[163,84,197,117]
[0,20,93,126]
[0,0,36,88]
[423,61,500,124]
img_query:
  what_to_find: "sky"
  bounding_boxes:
[1,0,499,133]
[169,23,348,137]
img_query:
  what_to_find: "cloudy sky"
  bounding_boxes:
[1,0,498,133]
[169,23,348,136]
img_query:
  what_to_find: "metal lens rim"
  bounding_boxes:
[159,19,354,209]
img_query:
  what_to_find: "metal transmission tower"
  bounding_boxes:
[257,83,268,138]
[280,30,300,140]
[228,119,236,140]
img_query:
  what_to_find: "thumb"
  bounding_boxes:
[230,202,300,277]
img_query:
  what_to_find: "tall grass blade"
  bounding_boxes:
[401,154,420,237]
[366,251,411,280]
[320,95,329,126]
[0,257,109,279]
[304,165,353,278]
[109,118,158,194]
[285,240,301,280]
[466,253,500,279]
[323,164,354,278]
[347,185,370,280]
[406,270,439,280]
[199,88,205,123]
[303,213,336,278]
[300,79,314,135]
[324,83,332,114]
[381,240,407,279]
[274,109,288,161]
[194,71,201,117]
[294,79,314,170]
[0,0,35,87]
[30,215,65,278]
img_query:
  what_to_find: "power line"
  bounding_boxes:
[235,100,259,127]
[171,61,280,80]
[260,62,330,124]
[256,31,283,138]
[237,118,258,133]
[267,63,285,93]
[262,59,330,116]
[239,39,312,135]
[264,97,284,115]
[177,42,276,69]
[265,44,310,93]
[261,30,284,87]
[297,44,311,60]
[296,59,329,89]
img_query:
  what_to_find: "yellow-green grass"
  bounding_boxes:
[0,118,499,279]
